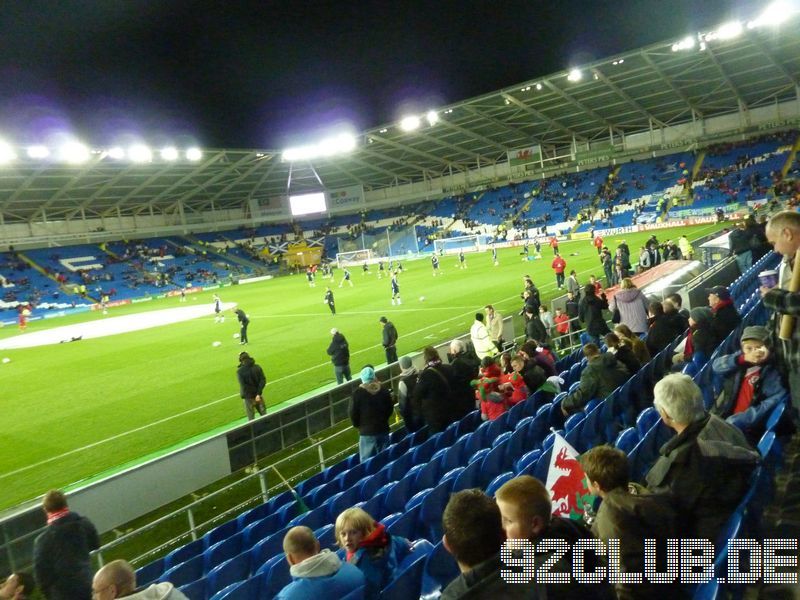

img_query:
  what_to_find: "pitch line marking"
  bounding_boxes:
[1,225,718,479]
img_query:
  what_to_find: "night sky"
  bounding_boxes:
[0,0,747,150]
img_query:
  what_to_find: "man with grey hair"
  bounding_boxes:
[448,338,480,419]
[275,527,364,599]
[645,374,759,542]
[91,559,188,600]
[761,210,800,412]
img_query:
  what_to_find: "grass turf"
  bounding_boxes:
[0,223,722,510]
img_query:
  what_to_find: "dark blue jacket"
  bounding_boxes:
[349,535,411,599]
[34,512,100,600]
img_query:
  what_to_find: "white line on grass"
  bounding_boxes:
[3,224,719,478]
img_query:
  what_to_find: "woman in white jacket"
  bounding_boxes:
[470,313,498,359]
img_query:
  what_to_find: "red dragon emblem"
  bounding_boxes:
[549,447,591,518]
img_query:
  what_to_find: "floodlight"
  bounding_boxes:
[160,147,179,161]
[0,141,15,164]
[535,83,543,91]
[748,1,795,28]
[186,147,203,161]
[27,145,49,159]
[107,147,125,160]
[59,142,90,164]
[671,36,696,52]
[379,128,388,133]
[426,111,439,126]
[282,133,355,162]
[400,116,421,132]
[128,145,152,163]
[567,69,582,82]
[714,21,743,40]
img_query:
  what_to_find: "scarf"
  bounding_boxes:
[47,508,70,525]
[712,297,734,313]
[346,522,389,561]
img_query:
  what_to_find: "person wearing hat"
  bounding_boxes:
[327,328,352,385]
[237,352,266,420]
[711,325,791,443]
[397,356,422,431]
[349,366,394,461]
[707,285,741,343]
[379,317,398,364]
[673,306,716,369]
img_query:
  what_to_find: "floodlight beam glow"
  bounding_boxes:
[567,69,582,82]
[186,147,203,161]
[399,116,421,132]
[282,133,356,162]
[59,142,90,164]
[748,1,796,27]
[27,145,50,159]
[0,141,16,164]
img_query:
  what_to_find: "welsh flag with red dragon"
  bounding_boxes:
[544,432,593,520]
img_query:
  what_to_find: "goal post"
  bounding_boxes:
[335,249,373,269]
[433,234,490,255]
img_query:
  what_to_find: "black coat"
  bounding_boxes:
[413,363,457,433]
[237,358,266,399]
[710,301,741,343]
[34,512,100,600]
[525,316,548,342]
[579,293,610,336]
[645,315,677,356]
[350,383,394,436]
[382,321,398,348]
[326,332,350,367]
[614,345,641,375]
[450,354,480,419]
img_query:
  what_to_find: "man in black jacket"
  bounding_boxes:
[350,366,394,461]
[326,328,351,384]
[379,316,398,364]
[234,308,250,345]
[414,346,458,433]
[237,351,266,420]
[34,490,100,600]
[707,286,741,343]
[447,339,481,419]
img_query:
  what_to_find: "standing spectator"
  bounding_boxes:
[762,210,800,411]
[609,278,650,335]
[525,307,548,343]
[349,366,393,461]
[336,508,411,600]
[539,305,555,339]
[600,248,615,287]
[564,291,580,323]
[645,374,759,541]
[578,283,610,346]
[397,356,422,431]
[324,286,336,315]
[441,489,543,599]
[33,490,99,600]
[561,344,628,415]
[728,221,753,275]
[237,352,266,420]
[638,246,651,272]
[484,304,504,351]
[413,346,457,433]
[473,357,506,421]
[554,307,571,349]
[448,339,481,420]
[707,286,741,343]
[91,559,188,600]
[379,317,398,364]
[327,328,351,384]
[275,527,365,600]
[566,270,581,300]
[234,308,250,345]
[470,313,498,359]
[551,252,566,289]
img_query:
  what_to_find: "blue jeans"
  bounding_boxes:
[359,434,389,462]
[334,365,352,385]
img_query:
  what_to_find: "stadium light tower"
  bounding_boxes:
[0,141,16,164]
[281,133,356,162]
[59,142,90,164]
[399,115,421,132]
[107,147,125,160]
[186,147,203,161]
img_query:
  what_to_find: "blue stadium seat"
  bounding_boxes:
[440,437,469,473]
[484,411,511,441]
[262,549,292,598]
[414,452,444,490]
[235,501,274,531]
[178,576,206,600]
[159,554,204,587]
[386,504,421,540]
[636,406,660,438]
[387,454,416,481]
[204,532,244,572]
[307,479,343,509]
[206,553,250,598]
[440,466,464,484]
[467,447,491,465]
[294,470,329,497]
[241,512,282,548]
[204,519,239,549]
[451,459,482,492]
[506,425,530,461]
[420,540,460,599]
[383,473,419,514]
[628,422,673,482]
[486,471,514,497]
[514,449,542,475]
[380,555,426,600]
[254,553,282,579]
[405,488,433,512]
[333,460,370,490]
[492,430,512,448]
[411,433,442,464]
[276,500,300,526]
[418,479,454,541]
[288,504,331,532]
[455,410,482,437]
[480,438,511,485]
[359,463,394,498]
[135,557,165,587]
[164,538,205,570]
[327,485,363,522]
[249,526,290,573]
[341,585,365,600]
[614,428,639,454]
[355,490,387,521]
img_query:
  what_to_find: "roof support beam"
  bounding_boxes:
[499,93,588,141]
[639,52,704,117]
[414,130,484,162]
[434,118,508,155]
[30,159,104,222]
[347,155,414,184]
[359,147,439,180]
[751,36,800,88]
[704,44,747,107]
[590,68,667,128]
[366,134,454,169]
[460,104,546,142]
[542,80,625,136]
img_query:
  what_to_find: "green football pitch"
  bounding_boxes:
[0,223,722,510]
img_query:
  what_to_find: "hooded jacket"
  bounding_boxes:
[34,511,100,600]
[350,381,393,436]
[441,553,545,600]
[275,549,365,600]
[645,414,760,541]
[237,357,266,399]
[124,583,189,600]
[470,320,497,359]
[578,293,610,336]
[562,352,629,414]
[609,288,650,334]
[413,361,457,433]
[347,524,410,600]
[327,332,350,367]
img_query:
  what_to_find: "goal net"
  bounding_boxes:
[336,249,373,269]
[433,234,490,255]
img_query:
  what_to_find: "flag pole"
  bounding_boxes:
[271,465,310,513]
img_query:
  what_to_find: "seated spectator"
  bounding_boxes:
[666,293,691,320]
[673,307,715,368]
[581,446,681,600]
[473,357,505,420]
[645,301,677,356]
[614,323,651,365]
[397,356,422,432]
[275,526,365,600]
[711,326,792,443]
[495,476,614,600]
[503,356,531,406]
[92,559,188,599]
[349,367,394,461]
[0,573,34,600]
[609,278,649,335]
[562,344,629,415]
[707,286,741,342]
[604,332,641,375]
[663,298,689,337]
[645,374,760,541]
[519,341,556,377]
[442,489,542,599]
[336,508,411,600]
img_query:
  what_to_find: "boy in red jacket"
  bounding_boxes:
[472,357,507,420]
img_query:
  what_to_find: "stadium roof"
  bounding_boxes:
[0,15,799,226]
